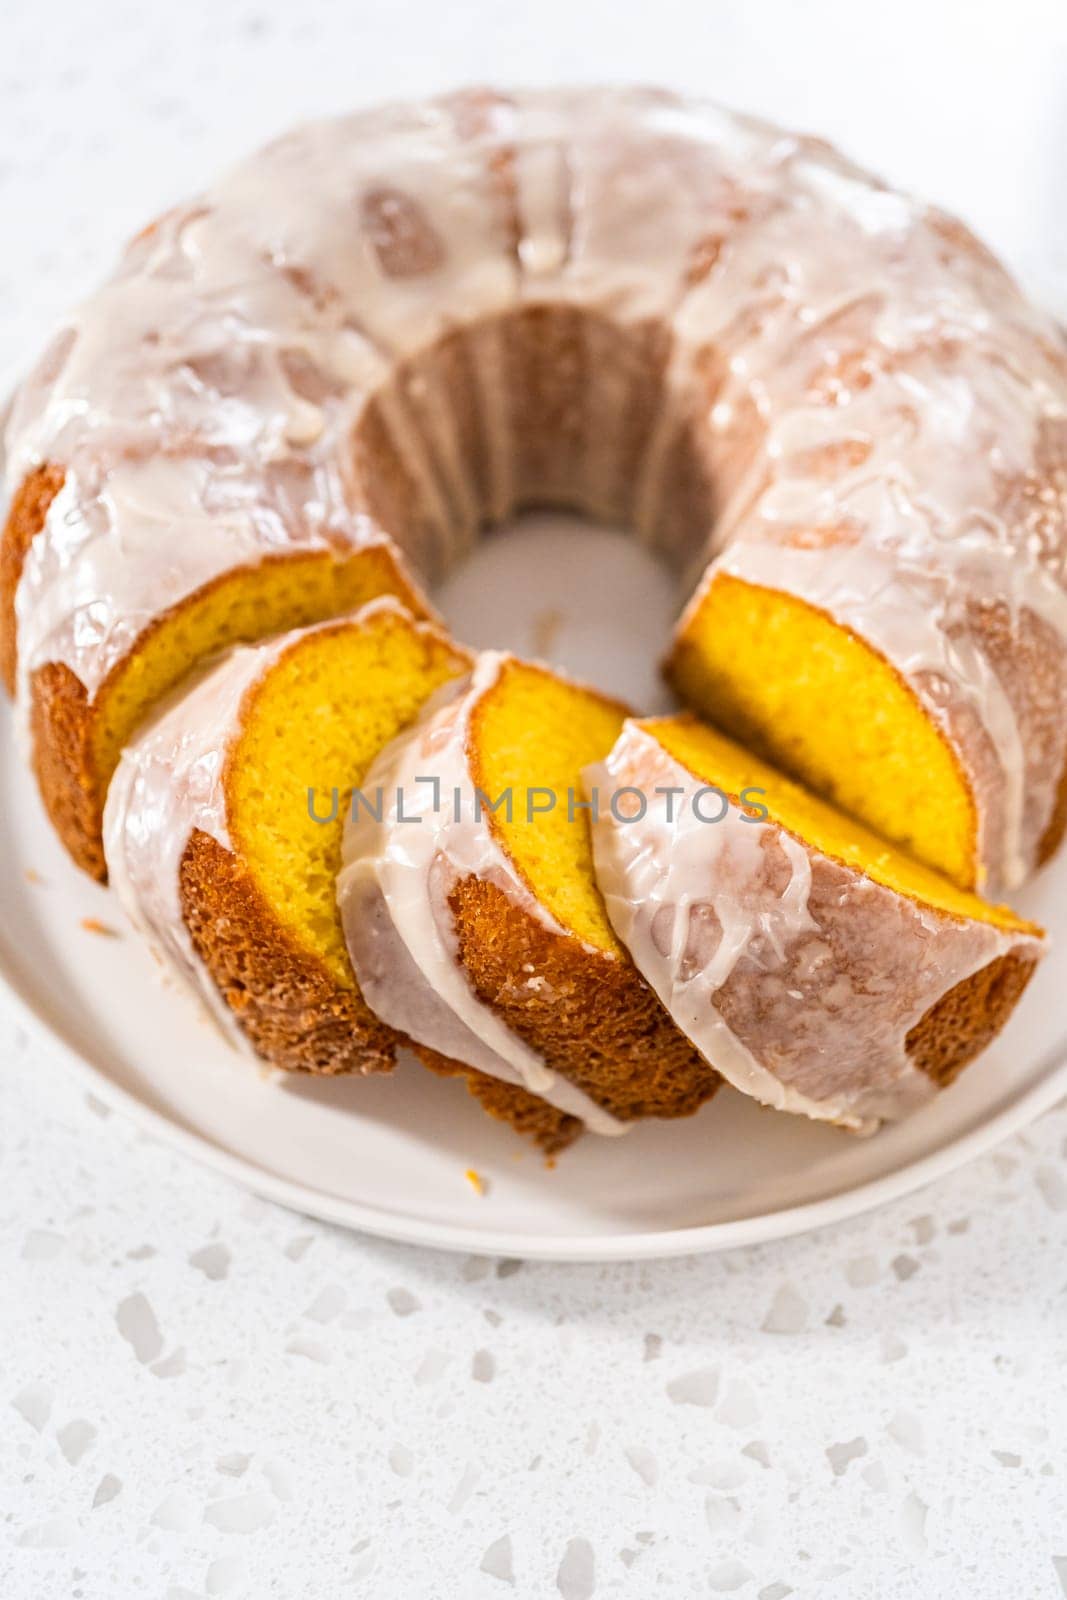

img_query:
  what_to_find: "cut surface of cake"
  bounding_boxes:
[668,570,981,893]
[338,653,721,1149]
[103,599,468,1075]
[588,715,1044,1131]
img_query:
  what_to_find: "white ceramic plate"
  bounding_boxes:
[3,515,1065,1261]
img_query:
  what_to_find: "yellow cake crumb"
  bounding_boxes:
[464,1168,487,1196]
[668,571,979,888]
[80,916,120,937]
[474,658,630,952]
[648,715,1035,933]
[228,607,469,988]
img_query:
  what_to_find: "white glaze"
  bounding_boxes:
[338,652,628,1138]
[6,87,1067,895]
[102,637,282,1050]
[587,721,1044,1130]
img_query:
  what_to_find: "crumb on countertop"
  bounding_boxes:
[464,1167,487,1197]
[80,916,121,938]
[24,867,44,885]
[529,606,564,658]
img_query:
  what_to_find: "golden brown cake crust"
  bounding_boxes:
[441,874,721,1125]
[180,825,584,1147]
[0,461,65,695]
[179,829,398,1076]
[905,949,1038,1088]
[428,925,1037,1141]
[415,1045,584,1156]
[29,661,106,881]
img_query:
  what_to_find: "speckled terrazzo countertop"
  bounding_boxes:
[6,1012,1067,1597]
[3,2,1067,1595]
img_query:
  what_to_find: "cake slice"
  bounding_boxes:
[1,453,429,881]
[588,714,1044,1130]
[103,599,468,1075]
[338,653,721,1150]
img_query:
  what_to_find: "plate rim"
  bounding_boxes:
[5,955,1065,1262]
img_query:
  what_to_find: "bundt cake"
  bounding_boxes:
[338,653,722,1146]
[4,88,1066,899]
[102,600,469,1075]
[588,716,1044,1130]
[4,87,1063,1157]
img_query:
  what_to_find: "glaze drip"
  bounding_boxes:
[587,722,1042,1130]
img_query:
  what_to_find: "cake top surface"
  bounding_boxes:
[8,88,1067,687]
[8,87,1067,893]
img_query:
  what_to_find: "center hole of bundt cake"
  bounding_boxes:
[437,512,679,711]
[347,306,717,708]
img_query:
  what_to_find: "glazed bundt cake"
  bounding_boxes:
[103,600,469,1074]
[338,654,721,1146]
[589,717,1044,1130]
[4,87,1064,1154]
[4,88,1067,898]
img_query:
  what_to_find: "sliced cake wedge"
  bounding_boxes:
[103,599,469,1075]
[587,714,1044,1131]
[338,653,721,1150]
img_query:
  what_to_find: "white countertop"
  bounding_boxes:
[2,1,1066,1594]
